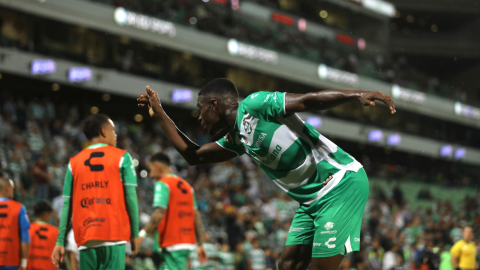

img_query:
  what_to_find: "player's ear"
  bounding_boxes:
[211,98,218,110]
[100,127,107,138]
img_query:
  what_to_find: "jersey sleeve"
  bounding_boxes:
[153,182,170,209]
[192,189,198,210]
[450,242,462,257]
[18,206,30,243]
[57,163,73,246]
[120,152,137,186]
[243,91,286,121]
[216,132,246,156]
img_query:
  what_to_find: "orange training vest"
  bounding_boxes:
[28,222,58,270]
[0,199,23,266]
[70,145,131,247]
[157,176,196,248]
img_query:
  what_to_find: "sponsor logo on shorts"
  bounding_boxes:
[289,227,305,233]
[313,242,321,247]
[325,237,336,249]
[354,237,360,242]
[321,222,336,234]
[324,222,334,230]
[320,230,337,234]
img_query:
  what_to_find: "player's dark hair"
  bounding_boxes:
[150,153,171,166]
[198,78,238,99]
[82,114,110,141]
[34,201,53,217]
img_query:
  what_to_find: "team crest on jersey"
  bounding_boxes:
[243,119,253,135]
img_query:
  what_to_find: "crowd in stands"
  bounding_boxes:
[84,0,472,104]
[1,89,480,270]
[0,0,474,105]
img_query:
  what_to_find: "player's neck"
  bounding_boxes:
[90,138,110,146]
[35,218,48,223]
[224,104,238,131]
[159,170,174,179]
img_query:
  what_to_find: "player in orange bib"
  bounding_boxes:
[52,114,141,270]
[139,153,207,270]
[0,177,30,270]
[28,201,58,270]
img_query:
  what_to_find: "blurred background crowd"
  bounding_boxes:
[1,88,479,270]
[1,0,480,269]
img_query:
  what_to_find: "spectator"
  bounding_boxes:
[32,156,52,200]
[439,245,454,270]
[234,242,247,270]
[451,227,477,270]
[247,239,265,270]
[384,245,399,270]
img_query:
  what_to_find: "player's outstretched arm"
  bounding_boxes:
[137,86,237,165]
[284,90,396,114]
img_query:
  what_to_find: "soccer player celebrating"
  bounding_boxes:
[140,153,207,270]
[51,114,141,270]
[0,177,30,270]
[138,78,396,270]
[28,201,58,270]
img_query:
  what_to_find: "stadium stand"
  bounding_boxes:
[1,85,479,270]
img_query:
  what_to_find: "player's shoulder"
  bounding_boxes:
[49,225,59,234]
[45,222,59,231]
[154,180,169,190]
[241,91,285,113]
[242,91,271,106]
[104,145,128,155]
[452,240,464,248]
[7,199,24,208]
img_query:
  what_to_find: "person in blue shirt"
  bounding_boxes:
[0,177,31,270]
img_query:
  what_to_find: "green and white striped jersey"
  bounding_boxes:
[218,251,235,270]
[248,249,266,270]
[190,243,218,270]
[216,91,362,204]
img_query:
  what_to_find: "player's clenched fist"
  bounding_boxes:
[137,86,163,117]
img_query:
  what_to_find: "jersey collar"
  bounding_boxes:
[87,143,108,149]
[34,220,47,224]
[0,197,8,201]
[158,173,177,181]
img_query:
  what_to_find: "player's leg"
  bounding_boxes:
[79,247,99,270]
[308,168,369,270]
[278,206,316,270]
[160,249,191,270]
[98,244,126,270]
[278,245,313,270]
[307,254,344,270]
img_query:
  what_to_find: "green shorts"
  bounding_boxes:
[159,249,191,270]
[286,168,369,258]
[79,244,126,270]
